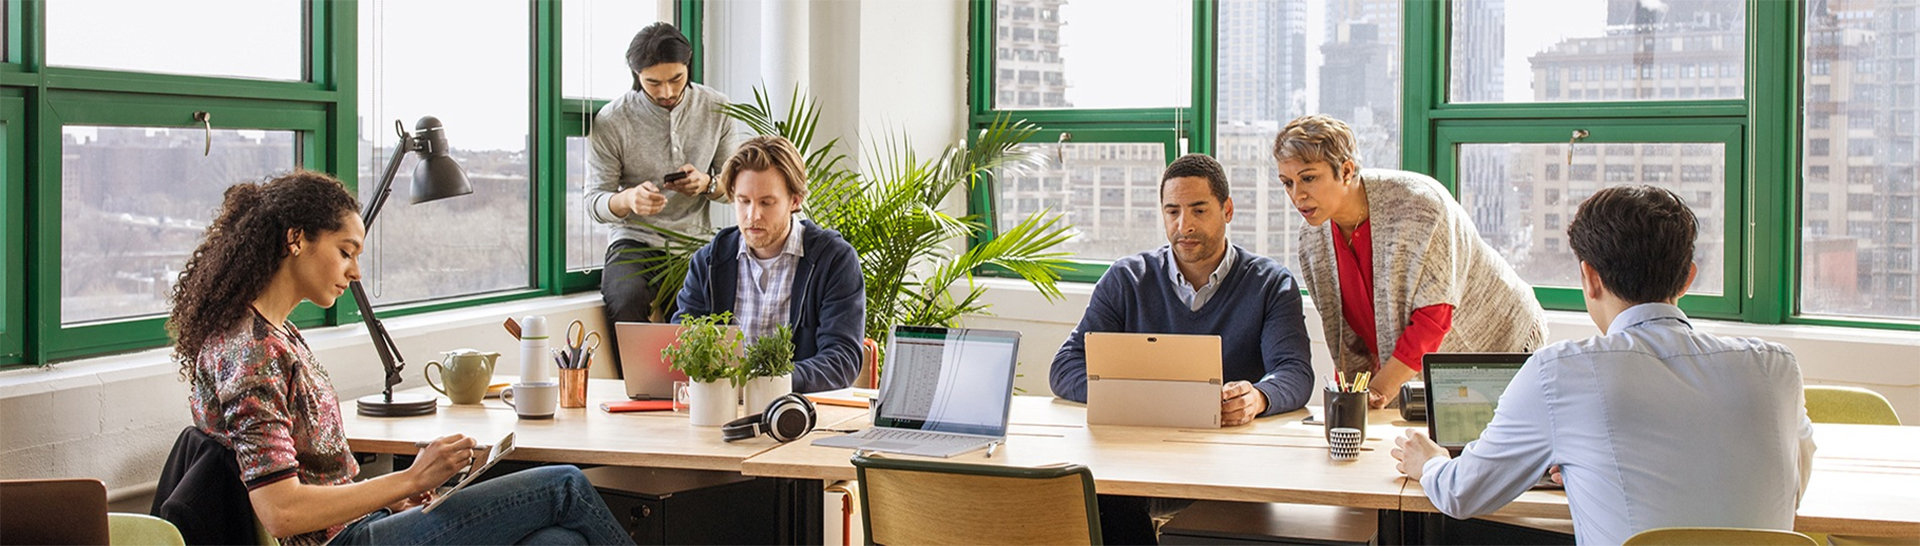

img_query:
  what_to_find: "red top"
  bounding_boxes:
[1330,221,1455,371]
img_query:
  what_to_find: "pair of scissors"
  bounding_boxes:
[564,320,602,369]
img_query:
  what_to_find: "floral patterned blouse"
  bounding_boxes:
[188,311,359,546]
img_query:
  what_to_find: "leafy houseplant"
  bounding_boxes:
[743,325,797,379]
[662,312,746,388]
[623,86,1076,368]
[742,325,796,411]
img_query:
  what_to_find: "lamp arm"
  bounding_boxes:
[360,126,415,229]
[353,120,419,403]
[349,280,405,402]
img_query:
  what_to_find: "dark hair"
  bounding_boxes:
[167,170,359,376]
[1160,153,1231,204]
[626,22,693,90]
[1567,185,1697,304]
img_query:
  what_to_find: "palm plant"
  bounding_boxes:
[621,86,1075,347]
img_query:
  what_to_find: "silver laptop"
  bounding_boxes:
[614,322,697,400]
[811,325,1019,457]
[1085,332,1222,428]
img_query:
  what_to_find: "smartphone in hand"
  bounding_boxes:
[662,171,690,185]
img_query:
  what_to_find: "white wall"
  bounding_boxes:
[960,278,1920,418]
[0,295,613,499]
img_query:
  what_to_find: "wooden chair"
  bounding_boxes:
[108,513,185,546]
[1623,527,1818,545]
[853,454,1101,545]
[1805,385,1901,425]
[0,478,111,545]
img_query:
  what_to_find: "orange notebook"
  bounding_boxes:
[600,400,675,412]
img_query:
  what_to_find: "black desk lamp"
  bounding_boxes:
[354,116,472,417]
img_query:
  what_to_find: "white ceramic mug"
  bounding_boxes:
[501,382,560,420]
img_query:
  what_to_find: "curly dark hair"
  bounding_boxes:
[167,170,359,376]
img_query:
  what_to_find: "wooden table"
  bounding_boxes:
[1388,421,1920,538]
[743,396,1411,509]
[342,378,867,471]
[747,395,1920,539]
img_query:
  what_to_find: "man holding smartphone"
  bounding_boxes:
[588,22,745,324]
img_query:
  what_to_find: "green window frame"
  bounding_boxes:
[1431,121,1748,320]
[1,95,23,366]
[0,0,707,368]
[967,0,1216,284]
[33,93,330,362]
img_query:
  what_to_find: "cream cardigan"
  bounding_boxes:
[1297,168,1547,376]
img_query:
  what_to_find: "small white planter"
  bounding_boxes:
[687,380,739,427]
[743,375,794,414]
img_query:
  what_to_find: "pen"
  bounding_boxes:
[985,441,999,458]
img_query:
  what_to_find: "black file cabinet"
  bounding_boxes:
[581,466,780,545]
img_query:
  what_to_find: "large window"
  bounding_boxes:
[59,127,299,325]
[992,0,1190,110]
[358,0,532,306]
[1801,1,1920,322]
[562,0,658,101]
[1450,0,1745,103]
[995,134,1175,262]
[1215,0,1401,262]
[45,0,305,81]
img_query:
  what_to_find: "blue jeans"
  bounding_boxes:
[331,465,632,545]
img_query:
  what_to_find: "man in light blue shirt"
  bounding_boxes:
[1391,185,1816,544]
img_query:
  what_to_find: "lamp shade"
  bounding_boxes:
[407,116,473,204]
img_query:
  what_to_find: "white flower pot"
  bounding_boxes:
[687,380,739,427]
[743,375,794,413]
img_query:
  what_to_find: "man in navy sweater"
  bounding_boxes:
[1052,153,1315,544]
[675,136,865,393]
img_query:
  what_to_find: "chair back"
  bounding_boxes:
[109,513,186,546]
[1624,527,1818,545]
[0,478,111,545]
[1805,385,1901,425]
[853,454,1100,545]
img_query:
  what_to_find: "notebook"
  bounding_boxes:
[810,325,1020,457]
[1422,353,1531,457]
[1085,332,1222,428]
[616,322,738,400]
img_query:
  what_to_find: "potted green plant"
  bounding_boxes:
[661,312,745,426]
[622,86,1075,383]
[742,325,796,412]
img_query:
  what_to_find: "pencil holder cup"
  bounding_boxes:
[1323,388,1368,444]
[559,368,588,408]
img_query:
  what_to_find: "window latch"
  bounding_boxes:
[1566,129,1589,165]
[192,111,213,156]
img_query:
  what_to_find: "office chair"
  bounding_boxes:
[0,478,111,545]
[1805,385,1901,426]
[108,513,186,546]
[1624,527,1818,545]
[853,453,1102,545]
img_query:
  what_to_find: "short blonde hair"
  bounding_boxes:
[1273,114,1361,178]
[717,135,808,198]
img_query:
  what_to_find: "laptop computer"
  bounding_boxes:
[810,325,1020,457]
[1085,332,1222,428]
[1422,353,1531,457]
[614,322,713,400]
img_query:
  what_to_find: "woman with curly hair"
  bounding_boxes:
[168,170,630,546]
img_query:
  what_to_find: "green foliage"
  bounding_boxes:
[743,325,796,378]
[662,312,746,386]
[616,85,1076,351]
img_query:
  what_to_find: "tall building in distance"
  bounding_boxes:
[994,0,1070,109]
[1507,0,1744,293]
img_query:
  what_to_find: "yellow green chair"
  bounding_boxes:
[1624,527,1818,545]
[853,453,1101,545]
[1804,385,1901,426]
[108,513,185,546]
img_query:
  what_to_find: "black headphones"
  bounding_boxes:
[722,392,817,443]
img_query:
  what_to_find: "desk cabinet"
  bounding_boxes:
[582,466,779,545]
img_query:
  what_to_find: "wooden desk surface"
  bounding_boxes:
[341,378,866,472]
[1394,421,1920,537]
[741,396,1412,509]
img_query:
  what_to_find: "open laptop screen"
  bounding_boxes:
[874,326,1020,437]
[1422,353,1530,449]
